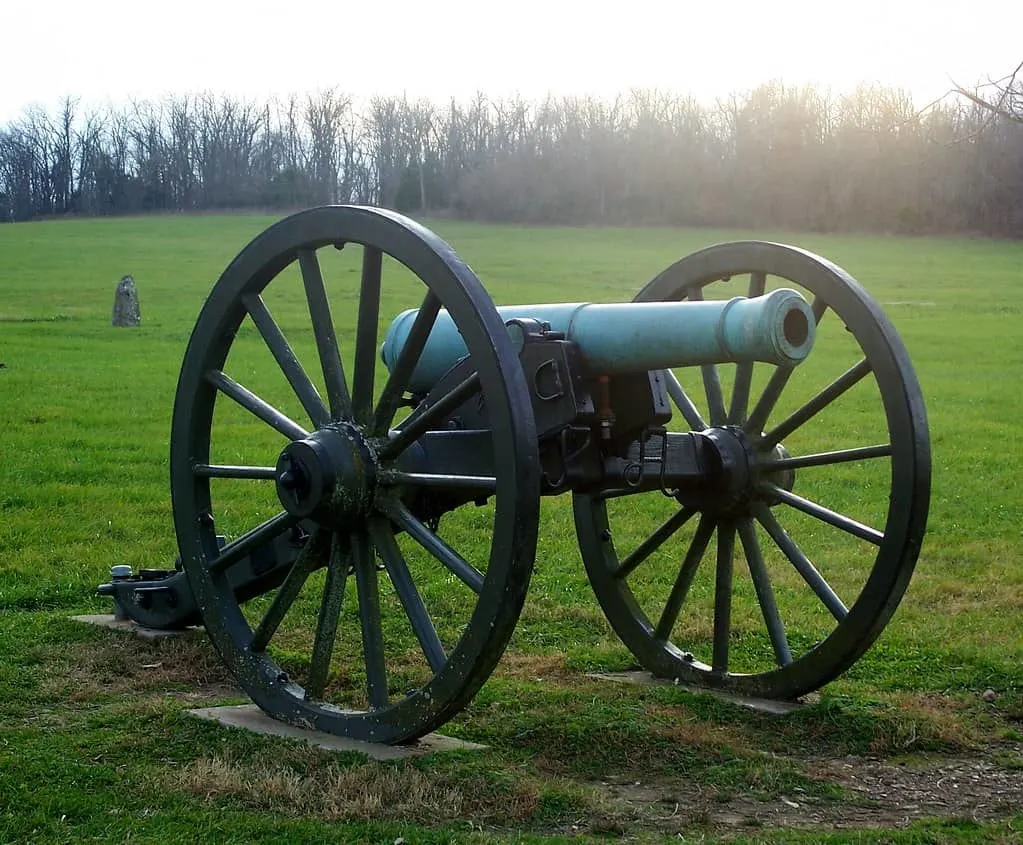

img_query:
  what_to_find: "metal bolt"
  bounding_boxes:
[278,455,303,491]
[110,565,133,581]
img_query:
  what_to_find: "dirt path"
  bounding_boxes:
[596,746,1023,833]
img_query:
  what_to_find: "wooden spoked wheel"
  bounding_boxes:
[576,242,930,699]
[171,206,539,743]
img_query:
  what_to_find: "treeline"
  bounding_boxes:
[1,83,1022,236]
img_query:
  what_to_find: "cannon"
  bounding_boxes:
[100,206,929,744]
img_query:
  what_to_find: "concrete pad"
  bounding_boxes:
[186,704,487,760]
[586,671,810,715]
[71,614,195,641]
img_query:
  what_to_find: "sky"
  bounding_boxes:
[2,0,1021,123]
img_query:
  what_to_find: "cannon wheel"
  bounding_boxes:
[171,206,539,743]
[576,242,930,699]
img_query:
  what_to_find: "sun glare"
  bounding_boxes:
[2,0,1021,121]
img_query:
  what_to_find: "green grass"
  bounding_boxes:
[1,214,1022,842]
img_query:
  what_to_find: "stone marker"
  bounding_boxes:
[112,275,141,326]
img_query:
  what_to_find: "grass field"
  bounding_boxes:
[1,212,1022,843]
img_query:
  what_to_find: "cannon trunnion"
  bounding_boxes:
[103,206,929,744]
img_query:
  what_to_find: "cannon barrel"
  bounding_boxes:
[381,288,815,394]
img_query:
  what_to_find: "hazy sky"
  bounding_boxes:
[2,1,1020,122]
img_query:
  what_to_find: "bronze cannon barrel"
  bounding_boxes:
[381,288,815,394]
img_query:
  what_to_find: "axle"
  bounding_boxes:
[381,289,815,394]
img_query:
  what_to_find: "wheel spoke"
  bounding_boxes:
[193,463,277,480]
[370,518,447,674]
[209,511,299,574]
[352,529,388,709]
[746,271,767,298]
[654,513,715,640]
[712,521,735,674]
[250,528,330,652]
[760,483,884,545]
[759,443,892,471]
[371,291,441,435]
[378,470,497,492]
[737,519,792,667]
[687,287,727,425]
[744,365,795,436]
[744,296,828,435]
[378,371,481,460]
[702,361,727,425]
[615,505,697,580]
[206,369,309,441]
[306,532,350,700]
[352,246,383,424]
[754,504,848,621]
[664,370,707,431]
[298,247,352,421]
[383,500,484,593]
[728,272,765,424]
[242,293,330,428]
[760,358,872,449]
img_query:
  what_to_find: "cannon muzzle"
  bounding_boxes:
[381,289,815,394]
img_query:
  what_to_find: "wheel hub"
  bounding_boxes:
[759,442,795,505]
[275,424,377,526]
[686,427,795,516]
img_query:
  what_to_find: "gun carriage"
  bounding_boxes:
[101,206,929,744]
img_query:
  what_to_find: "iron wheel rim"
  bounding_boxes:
[576,241,930,699]
[171,205,540,742]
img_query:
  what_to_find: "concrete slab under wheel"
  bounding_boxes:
[71,614,196,640]
[586,671,811,715]
[187,704,487,760]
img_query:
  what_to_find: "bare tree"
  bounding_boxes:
[1,82,1022,235]
[305,90,351,204]
[954,61,1023,122]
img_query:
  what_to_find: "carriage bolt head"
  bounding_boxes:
[110,565,133,581]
